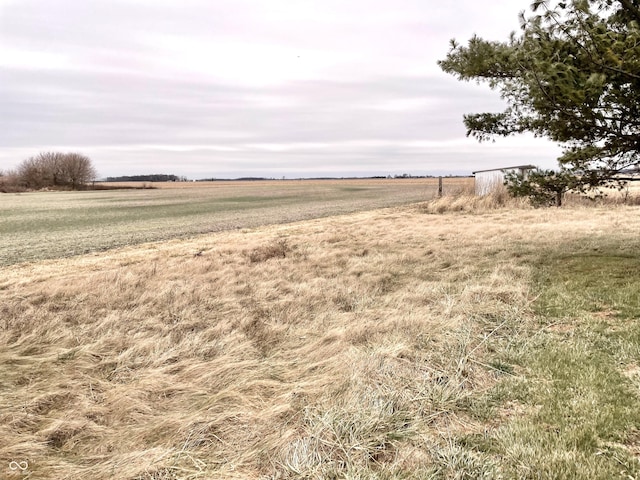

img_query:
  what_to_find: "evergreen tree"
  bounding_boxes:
[439,0,640,188]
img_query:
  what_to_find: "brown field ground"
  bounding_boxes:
[0,178,470,266]
[1,187,640,478]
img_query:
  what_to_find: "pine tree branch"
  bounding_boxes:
[619,0,640,24]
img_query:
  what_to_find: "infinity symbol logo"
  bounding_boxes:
[9,460,29,471]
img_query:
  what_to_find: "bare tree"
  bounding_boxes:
[0,169,22,192]
[17,154,54,189]
[16,152,97,190]
[58,152,97,188]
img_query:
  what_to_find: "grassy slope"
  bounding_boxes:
[1,200,639,479]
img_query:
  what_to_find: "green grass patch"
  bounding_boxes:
[535,249,640,319]
[458,241,640,479]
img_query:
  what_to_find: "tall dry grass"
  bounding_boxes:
[2,203,639,478]
[420,184,530,213]
[420,181,640,213]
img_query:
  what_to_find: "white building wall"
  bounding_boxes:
[474,167,533,196]
[475,170,507,196]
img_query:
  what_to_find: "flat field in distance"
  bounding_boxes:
[0,178,469,266]
[2,196,640,479]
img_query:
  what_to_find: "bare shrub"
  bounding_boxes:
[16,152,97,190]
[246,238,291,263]
[17,154,55,189]
[0,169,25,193]
[57,152,97,189]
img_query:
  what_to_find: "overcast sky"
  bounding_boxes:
[0,0,563,179]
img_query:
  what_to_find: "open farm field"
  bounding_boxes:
[0,178,470,266]
[1,199,639,479]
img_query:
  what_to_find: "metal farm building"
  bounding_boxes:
[472,165,536,196]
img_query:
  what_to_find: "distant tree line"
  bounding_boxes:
[0,152,97,192]
[105,174,187,182]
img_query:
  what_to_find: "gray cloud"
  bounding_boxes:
[0,0,562,178]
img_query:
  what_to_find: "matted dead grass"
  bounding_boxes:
[1,203,639,478]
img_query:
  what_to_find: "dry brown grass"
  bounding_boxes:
[563,182,640,207]
[2,202,639,478]
[419,184,530,213]
[419,181,640,213]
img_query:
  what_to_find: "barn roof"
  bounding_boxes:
[472,165,536,175]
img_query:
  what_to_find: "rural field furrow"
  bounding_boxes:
[0,179,464,266]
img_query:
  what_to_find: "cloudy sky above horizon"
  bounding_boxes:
[1,0,563,179]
